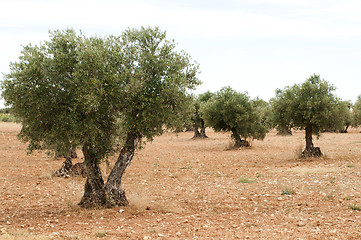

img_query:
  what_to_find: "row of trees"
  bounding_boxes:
[2,26,361,208]
[1,27,200,208]
[191,74,361,157]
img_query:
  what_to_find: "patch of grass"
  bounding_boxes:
[347,164,355,168]
[281,187,296,195]
[329,176,337,185]
[326,192,335,200]
[180,166,191,169]
[238,177,253,183]
[348,204,361,211]
[95,231,108,238]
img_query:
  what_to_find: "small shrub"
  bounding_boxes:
[238,177,253,183]
[281,187,296,195]
[348,204,361,211]
[95,231,107,238]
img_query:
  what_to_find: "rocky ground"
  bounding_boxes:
[1,122,361,239]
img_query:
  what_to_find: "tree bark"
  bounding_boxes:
[78,144,106,208]
[193,119,208,138]
[53,156,73,177]
[302,124,322,157]
[199,119,208,138]
[276,125,292,135]
[105,133,136,206]
[305,124,313,152]
[231,129,249,148]
[192,125,201,138]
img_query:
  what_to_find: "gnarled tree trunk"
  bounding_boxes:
[193,120,208,138]
[302,124,322,157]
[192,125,201,138]
[53,156,73,177]
[276,125,292,136]
[78,144,106,208]
[54,147,81,177]
[105,133,136,206]
[199,119,208,138]
[231,129,250,148]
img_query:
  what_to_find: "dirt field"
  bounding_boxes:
[1,122,361,239]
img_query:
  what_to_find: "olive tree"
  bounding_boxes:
[273,74,339,157]
[201,87,267,148]
[353,95,361,128]
[269,89,294,135]
[1,27,200,208]
[325,100,352,133]
[192,91,213,138]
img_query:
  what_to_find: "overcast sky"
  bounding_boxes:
[1,0,361,108]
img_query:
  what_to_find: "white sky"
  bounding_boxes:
[1,0,361,108]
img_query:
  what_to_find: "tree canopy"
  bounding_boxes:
[1,27,200,208]
[201,87,267,148]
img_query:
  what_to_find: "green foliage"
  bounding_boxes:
[201,87,267,147]
[353,95,361,127]
[1,27,200,164]
[0,108,11,114]
[252,97,272,130]
[116,27,200,144]
[192,91,214,130]
[0,113,16,122]
[269,89,294,135]
[272,74,338,136]
[326,100,352,132]
[238,177,253,183]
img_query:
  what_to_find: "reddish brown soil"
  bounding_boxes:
[1,122,361,239]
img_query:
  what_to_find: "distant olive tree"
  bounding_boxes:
[201,87,267,148]
[192,91,213,138]
[353,95,361,128]
[270,89,294,135]
[252,97,272,132]
[325,100,352,133]
[273,74,339,157]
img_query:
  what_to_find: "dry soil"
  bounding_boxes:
[1,122,361,239]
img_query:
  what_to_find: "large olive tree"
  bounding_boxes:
[272,74,339,157]
[1,27,200,208]
[201,87,267,148]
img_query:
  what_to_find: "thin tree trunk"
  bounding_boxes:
[78,144,106,208]
[105,133,136,206]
